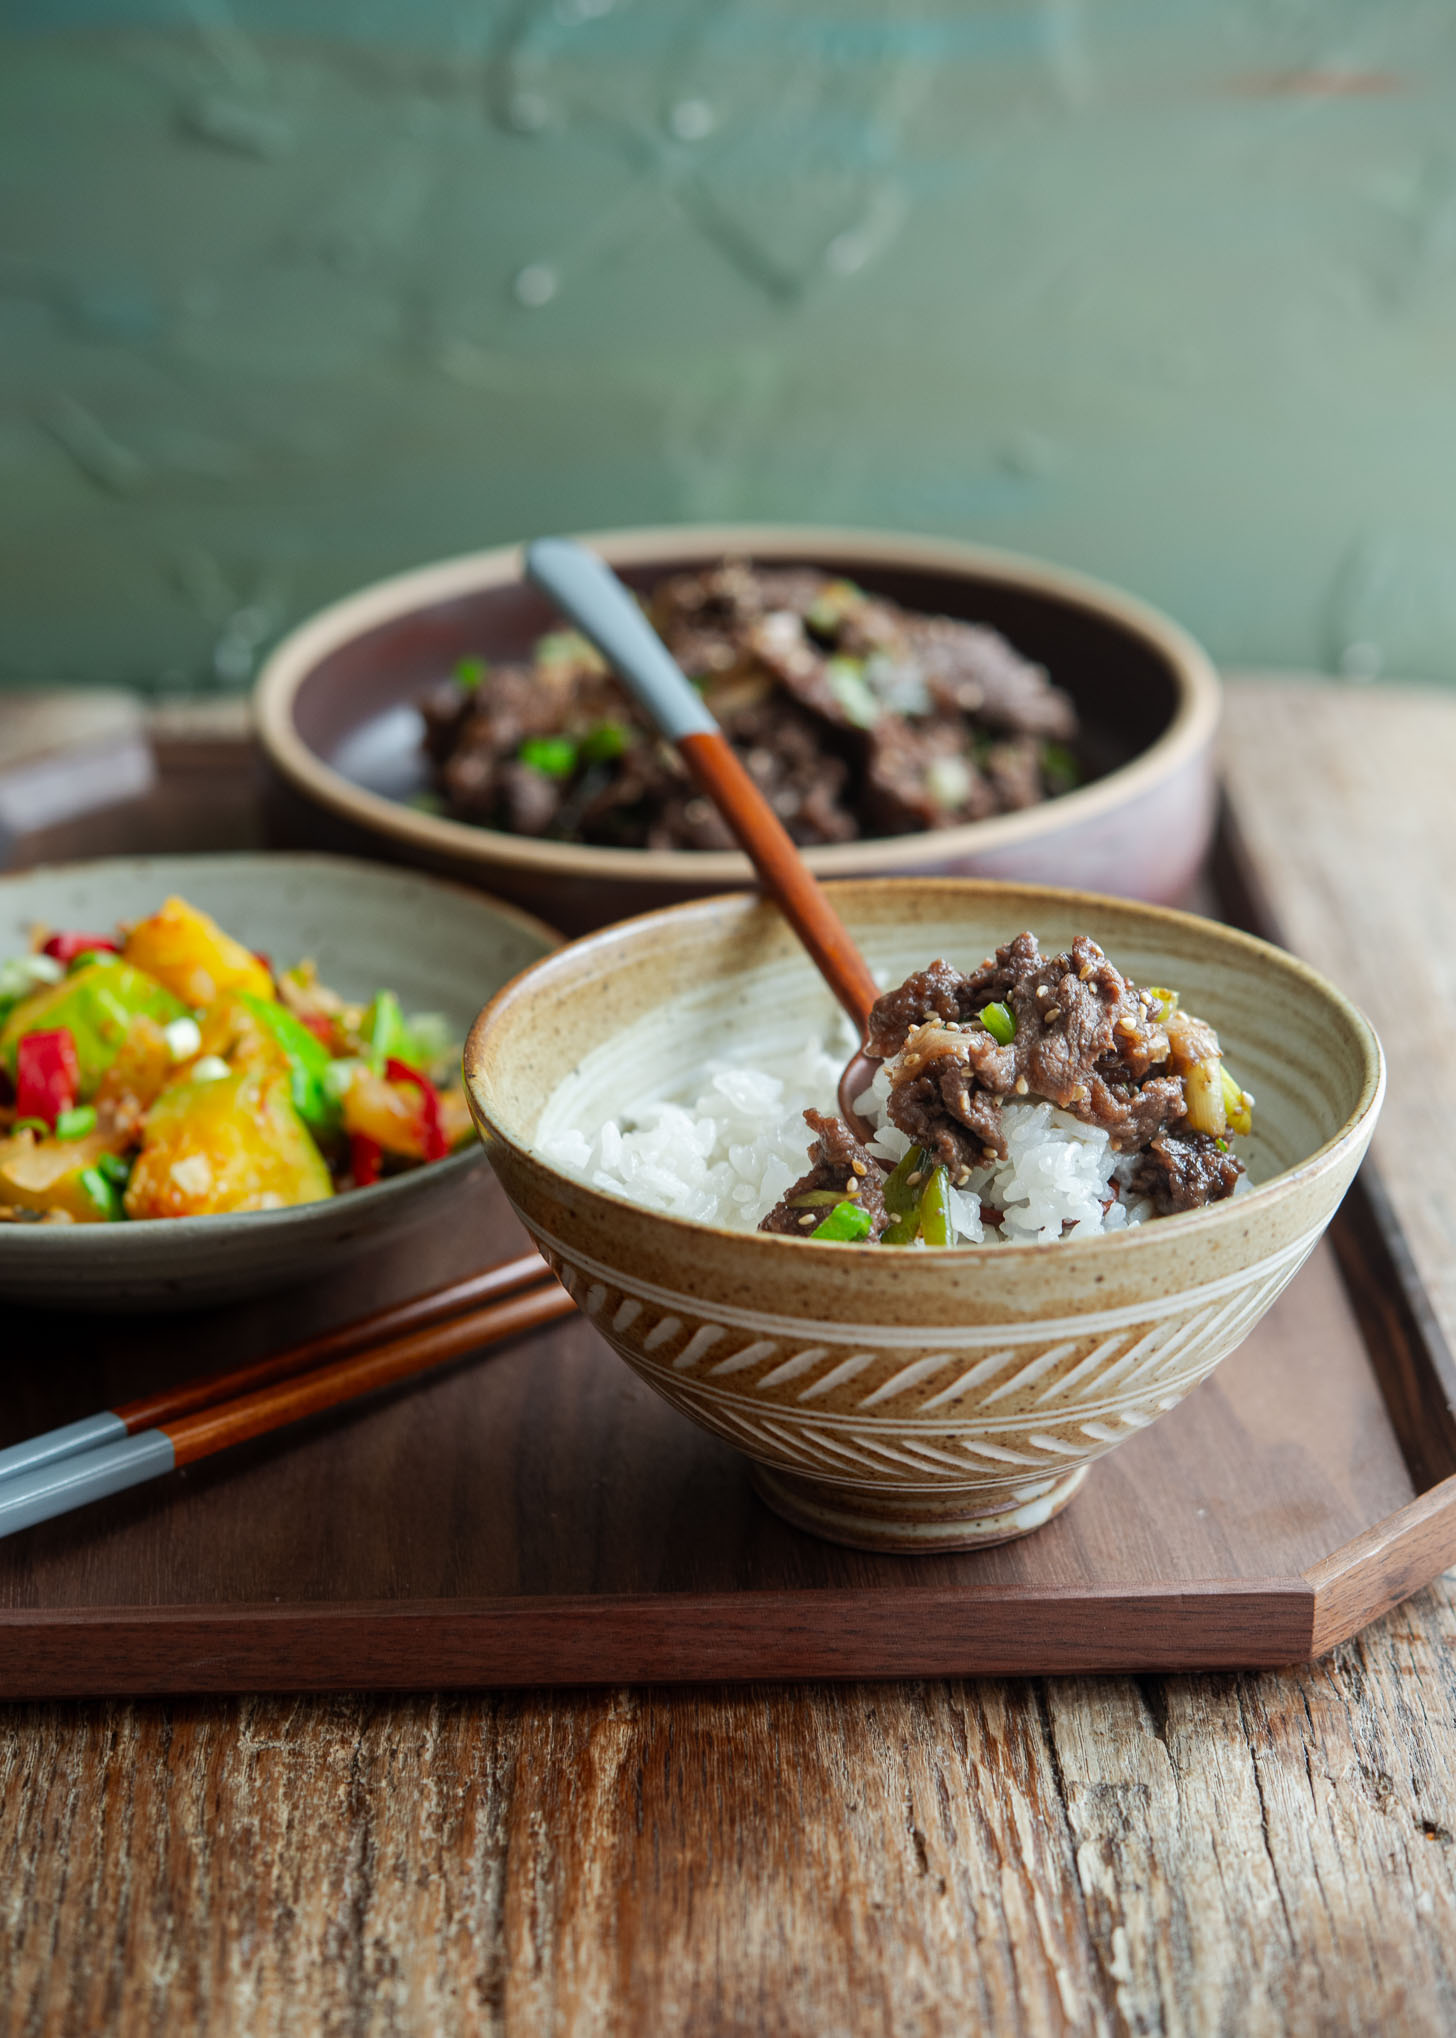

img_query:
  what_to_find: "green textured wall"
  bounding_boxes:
[4,3,1456,691]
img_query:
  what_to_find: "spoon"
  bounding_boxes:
[524,538,884,1139]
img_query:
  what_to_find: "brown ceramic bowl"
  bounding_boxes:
[255,526,1221,935]
[464,880,1383,1554]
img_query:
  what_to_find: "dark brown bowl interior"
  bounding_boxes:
[259,530,1219,933]
[292,549,1165,806]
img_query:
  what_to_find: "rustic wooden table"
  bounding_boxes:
[3,679,1455,2036]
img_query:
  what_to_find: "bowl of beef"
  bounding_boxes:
[462,878,1383,1553]
[255,526,1221,935]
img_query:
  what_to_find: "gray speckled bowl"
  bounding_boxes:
[465,880,1384,1553]
[1,854,557,1311]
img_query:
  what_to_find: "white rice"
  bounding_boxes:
[540,1030,1159,1246]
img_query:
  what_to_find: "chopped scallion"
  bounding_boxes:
[78,1164,125,1221]
[580,721,630,765]
[981,1001,1016,1046]
[1041,740,1081,794]
[824,657,880,730]
[454,656,487,690]
[518,735,579,780]
[54,1104,97,1140]
[810,1199,875,1243]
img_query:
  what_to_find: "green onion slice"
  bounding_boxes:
[1220,1062,1253,1137]
[78,1164,125,1221]
[918,1167,953,1247]
[980,1001,1016,1046]
[580,721,631,765]
[881,1146,927,1218]
[518,735,579,780]
[810,1199,875,1242]
[824,658,880,729]
[54,1104,97,1140]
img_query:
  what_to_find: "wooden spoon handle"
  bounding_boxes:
[678,731,879,1028]
[524,538,879,1031]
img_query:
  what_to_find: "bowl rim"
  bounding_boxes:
[0,848,561,1254]
[463,875,1386,1265]
[253,523,1223,884]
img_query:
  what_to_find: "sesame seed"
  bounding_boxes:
[799,1212,817,1227]
[1241,1090,1255,1107]
[851,1159,867,1176]
[1045,1005,1061,1023]
[1079,963,1095,981]
[957,1168,972,1185]
[1014,1076,1029,1095]
[907,1170,924,1186]
[1116,1017,1137,1035]
[845,1180,860,1197]
[1036,985,1049,1000]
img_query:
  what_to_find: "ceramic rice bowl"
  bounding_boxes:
[465,880,1383,1553]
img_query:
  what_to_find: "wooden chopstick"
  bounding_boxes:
[0,1262,574,1540]
[0,1250,551,1487]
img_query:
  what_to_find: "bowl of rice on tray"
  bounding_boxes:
[464,878,1383,1553]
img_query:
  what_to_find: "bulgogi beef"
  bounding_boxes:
[759,932,1250,1245]
[420,563,1080,849]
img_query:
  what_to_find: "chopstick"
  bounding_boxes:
[0,1250,551,1486]
[0,1253,573,1540]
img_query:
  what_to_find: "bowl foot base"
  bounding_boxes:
[750,1464,1089,1554]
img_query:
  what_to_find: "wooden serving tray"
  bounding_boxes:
[2,743,1455,1691]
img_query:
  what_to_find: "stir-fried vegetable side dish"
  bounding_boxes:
[759,932,1254,1246]
[421,562,1081,849]
[0,898,471,1224]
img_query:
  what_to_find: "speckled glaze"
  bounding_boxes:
[465,880,1384,1552]
[0,855,557,1312]
[255,526,1222,933]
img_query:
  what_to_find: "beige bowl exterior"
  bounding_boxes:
[464,881,1384,1551]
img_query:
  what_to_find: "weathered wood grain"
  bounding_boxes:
[5,680,1456,2036]
[5,1614,1456,2037]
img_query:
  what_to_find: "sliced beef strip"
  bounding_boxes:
[875,932,1191,1167]
[497,759,565,837]
[723,698,859,845]
[1129,1130,1244,1215]
[758,1108,889,1239]
[866,934,1044,1058]
[983,736,1045,812]
[909,618,1077,739]
[883,1057,1006,1179]
[862,717,997,835]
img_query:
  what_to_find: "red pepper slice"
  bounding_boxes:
[385,1057,449,1162]
[350,1133,383,1188]
[41,932,120,964]
[16,1028,82,1127]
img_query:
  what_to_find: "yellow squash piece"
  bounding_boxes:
[0,1129,120,1222]
[122,896,273,1008]
[125,1068,333,1219]
[93,1014,175,1118]
[337,1065,473,1159]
